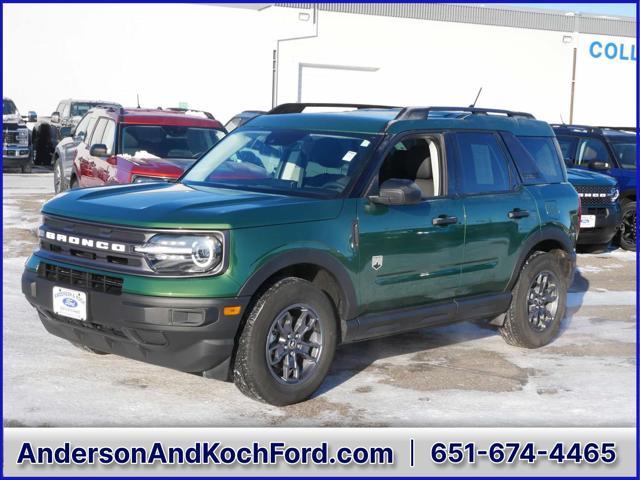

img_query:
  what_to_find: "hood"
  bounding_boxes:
[3,113,23,126]
[122,155,196,178]
[42,182,344,230]
[566,168,616,187]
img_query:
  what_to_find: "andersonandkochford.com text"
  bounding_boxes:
[17,441,394,466]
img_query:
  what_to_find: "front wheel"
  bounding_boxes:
[618,201,636,251]
[499,251,567,349]
[233,278,337,405]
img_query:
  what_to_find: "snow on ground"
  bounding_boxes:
[2,173,636,427]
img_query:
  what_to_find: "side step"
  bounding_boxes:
[343,292,511,343]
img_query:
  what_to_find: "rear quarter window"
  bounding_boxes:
[504,134,566,184]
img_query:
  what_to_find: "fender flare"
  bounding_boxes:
[506,226,575,291]
[620,188,636,203]
[238,249,359,323]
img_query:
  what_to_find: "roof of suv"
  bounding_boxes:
[247,103,553,137]
[89,107,224,129]
[552,124,636,139]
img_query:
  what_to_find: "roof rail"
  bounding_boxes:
[598,126,636,133]
[164,107,215,120]
[395,106,535,121]
[268,102,399,114]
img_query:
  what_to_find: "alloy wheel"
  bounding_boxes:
[621,208,636,246]
[527,271,559,332]
[265,304,323,384]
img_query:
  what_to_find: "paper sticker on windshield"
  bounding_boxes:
[360,139,371,147]
[342,151,357,162]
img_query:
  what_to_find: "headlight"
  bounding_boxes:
[610,187,619,203]
[132,175,168,184]
[134,234,224,274]
[17,128,29,146]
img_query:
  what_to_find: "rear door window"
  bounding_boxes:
[455,132,511,194]
[84,117,98,146]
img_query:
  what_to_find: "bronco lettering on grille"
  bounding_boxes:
[44,231,126,252]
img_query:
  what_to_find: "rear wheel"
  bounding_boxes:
[618,201,636,251]
[500,252,567,349]
[233,278,337,405]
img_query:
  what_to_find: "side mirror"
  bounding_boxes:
[51,112,60,124]
[369,179,422,206]
[90,144,108,157]
[27,111,37,122]
[589,160,610,171]
[59,126,72,139]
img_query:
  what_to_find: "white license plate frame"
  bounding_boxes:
[580,215,596,229]
[52,287,87,321]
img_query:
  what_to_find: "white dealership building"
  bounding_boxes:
[3,3,636,125]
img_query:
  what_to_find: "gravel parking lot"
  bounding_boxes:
[3,173,636,427]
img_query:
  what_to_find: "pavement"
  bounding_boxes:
[2,173,636,427]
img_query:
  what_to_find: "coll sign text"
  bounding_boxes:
[589,41,637,61]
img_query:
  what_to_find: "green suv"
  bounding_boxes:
[22,103,579,405]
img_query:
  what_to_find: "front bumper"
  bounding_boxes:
[578,203,622,245]
[22,268,250,380]
[2,145,31,168]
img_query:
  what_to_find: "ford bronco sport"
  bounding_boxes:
[22,103,579,405]
[553,124,636,251]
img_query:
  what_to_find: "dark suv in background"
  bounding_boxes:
[32,99,121,166]
[553,124,636,250]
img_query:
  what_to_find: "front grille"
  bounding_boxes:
[3,130,18,144]
[39,215,153,275]
[575,185,614,206]
[38,262,123,295]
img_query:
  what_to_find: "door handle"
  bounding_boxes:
[432,215,458,226]
[508,209,530,219]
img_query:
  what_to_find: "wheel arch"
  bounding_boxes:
[506,227,575,291]
[620,188,636,204]
[238,249,358,341]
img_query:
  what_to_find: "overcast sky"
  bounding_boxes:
[505,3,636,17]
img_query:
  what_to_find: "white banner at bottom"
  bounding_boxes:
[3,427,636,477]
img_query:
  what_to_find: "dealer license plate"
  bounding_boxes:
[52,287,87,321]
[580,215,596,229]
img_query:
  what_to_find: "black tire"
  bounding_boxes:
[499,251,567,349]
[233,277,337,405]
[617,201,636,251]
[53,158,67,192]
[69,341,109,355]
[33,125,52,166]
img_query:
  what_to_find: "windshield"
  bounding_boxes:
[610,141,636,170]
[3,99,17,115]
[120,125,225,159]
[182,129,377,198]
[71,102,118,117]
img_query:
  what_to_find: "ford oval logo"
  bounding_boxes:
[63,298,78,308]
